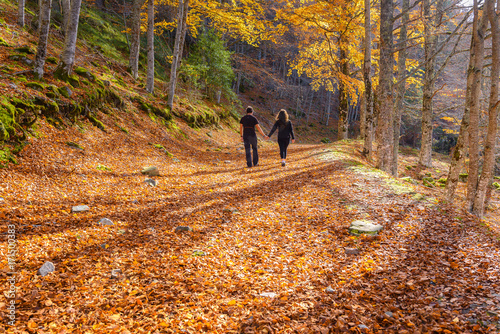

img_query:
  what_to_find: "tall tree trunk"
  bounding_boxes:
[129,0,143,80]
[445,0,487,203]
[472,0,499,216]
[362,0,373,159]
[61,0,70,35]
[419,0,443,167]
[465,0,488,210]
[18,0,25,27]
[325,90,332,127]
[54,0,82,80]
[146,0,155,94]
[338,46,349,140]
[167,0,189,109]
[376,0,394,173]
[34,0,53,80]
[392,0,409,175]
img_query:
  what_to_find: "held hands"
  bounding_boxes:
[292,139,295,143]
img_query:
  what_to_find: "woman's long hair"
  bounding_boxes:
[276,109,289,125]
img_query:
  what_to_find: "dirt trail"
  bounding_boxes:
[0,120,499,333]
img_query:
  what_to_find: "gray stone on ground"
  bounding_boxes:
[325,286,335,293]
[99,218,114,226]
[111,269,122,279]
[174,226,193,233]
[72,205,90,213]
[60,86,72,97]
[141,166,159,176]
[144,178,158,187]
[345,248,361,255]
[38,261,55,276]
[259,292,277,298]
[348,220,383,235]
[188,181,195,185]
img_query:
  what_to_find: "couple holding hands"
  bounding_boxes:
[239,106,295,168]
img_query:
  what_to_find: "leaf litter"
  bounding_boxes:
[0,119,499,333]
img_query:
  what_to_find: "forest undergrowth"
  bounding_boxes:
[0,113,499,333]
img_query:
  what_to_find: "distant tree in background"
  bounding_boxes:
[34,0,53,79]
[146,0,155,93]
[54,0,83,79]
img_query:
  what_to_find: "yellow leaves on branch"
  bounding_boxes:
[152,0,285,45]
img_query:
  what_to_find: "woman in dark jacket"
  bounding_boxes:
[268,109,295,167]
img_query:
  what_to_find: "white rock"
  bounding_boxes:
[38,261,55,276]
[259,292,277,298]
[72,205,89,213]
[99,218,114,226]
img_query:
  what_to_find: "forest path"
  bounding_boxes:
[1,123,499,333]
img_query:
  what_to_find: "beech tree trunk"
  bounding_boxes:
[419,0,443,167]
[34,0,53,80]
[465,0,488,211]
[167,0,189,109]
[472,0,499,216]
[376,0,394,173]
[338,46,349,140]
[362,0,373,158]
[146,0,155,93]
[54,0,82,79]
[129,0,143,80]
[61,0,70,35]
[325,90,332,127]
[445,0,487,203]
[18,0,25,27]
[392,0,409,175]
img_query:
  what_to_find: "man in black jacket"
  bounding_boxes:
[239,106,268,167]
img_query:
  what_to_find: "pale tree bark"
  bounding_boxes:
[465,0,488,211]
[54,0,82,79]
[18,0,25,27]
[338,45,349,140]
[445,0,487,203]
[61,0,70,35]
[362,0,373,159]
[34,0,53,80]
[167,0,189,109]
[472,0,499,216]
[419,0,444,167]
[146,0,155,93]
[376,0,394,173]
[325,90,332,127]
[392,0,409,175]
[129,0,144,80]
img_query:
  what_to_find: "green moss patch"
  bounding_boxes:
[14,46,35,54]
[46,56,58,64]
[0,37,10,47]
[25,82,46,91]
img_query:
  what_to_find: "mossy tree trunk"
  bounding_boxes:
[445,0,486,204]
[34,0,52,80]
[54,0,82,80]
[362,0,373,159]
[392,0,409,175]
[338,45,349,140]
[375,0,394,174]
[18,0,25,27]
[167,0,189,109]
[146,0,155,93]
[418,0,443,168]
[129,0,144,80]
[472,0,499,216]
[465,0,488,211]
